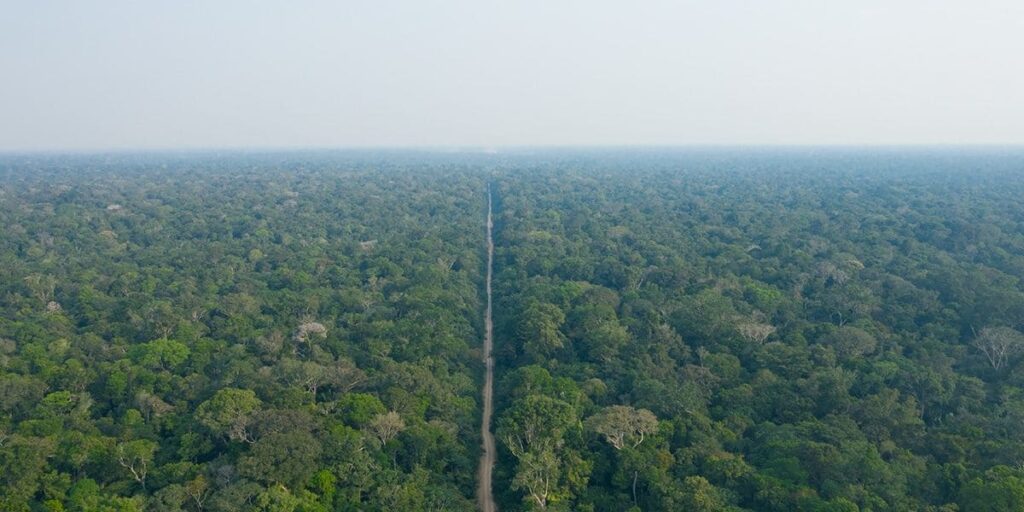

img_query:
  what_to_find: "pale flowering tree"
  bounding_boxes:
[367,411,406,445]
[293,321,327,343]
[973,327,1024,370]
[737,321,776,345]
[584,405,658,450]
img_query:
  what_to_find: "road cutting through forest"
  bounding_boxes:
[478,185,497,512]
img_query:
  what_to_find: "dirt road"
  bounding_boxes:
[477,185,497,512]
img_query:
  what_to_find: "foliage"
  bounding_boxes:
[0,152,486,511]
[3,149,1024,510]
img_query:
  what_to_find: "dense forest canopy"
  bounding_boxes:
[2,148,1024,511]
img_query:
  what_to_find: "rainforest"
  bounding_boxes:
[2,148,1024,512]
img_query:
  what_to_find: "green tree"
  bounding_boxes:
[115,439,157,487]
[519,302,566,363]
[131,338,190,372]
[337,393,386,428]
[240,431,323,490]
[195,388,262,443]
[498,395,577,457]
[959,466,1024,511]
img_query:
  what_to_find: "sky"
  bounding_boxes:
[1,0,1023,151]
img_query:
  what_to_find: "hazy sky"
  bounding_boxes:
[2,1,1023,151]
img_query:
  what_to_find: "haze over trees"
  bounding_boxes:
[0,152,487,511]
[2,148,1024,511]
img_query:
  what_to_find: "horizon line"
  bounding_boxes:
[3,142,1024,157]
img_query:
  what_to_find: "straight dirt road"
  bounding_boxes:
[477,185,497,512]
